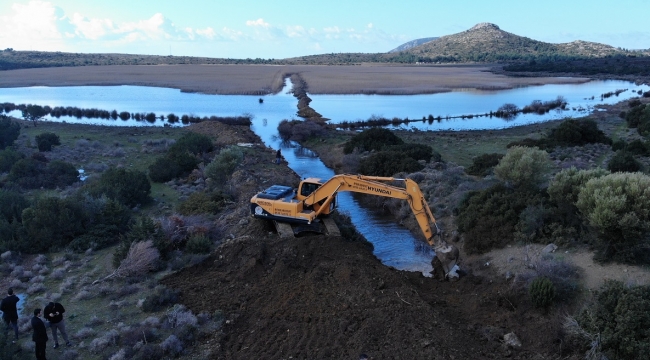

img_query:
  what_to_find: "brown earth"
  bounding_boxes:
[0,64,589,95]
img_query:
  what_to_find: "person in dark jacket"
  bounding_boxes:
[31,308,48,360]
[1,288,19,342]
[43,301,71,348]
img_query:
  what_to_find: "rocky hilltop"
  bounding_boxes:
[393,22,629,62]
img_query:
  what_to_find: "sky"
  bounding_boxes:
[0,0,649,59]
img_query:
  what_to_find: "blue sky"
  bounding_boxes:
[0,0,648,58]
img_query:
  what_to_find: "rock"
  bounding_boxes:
[503,332,522,348]
[238,218,249,226]
[542,244,558,254]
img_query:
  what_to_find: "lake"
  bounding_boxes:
[0,79,644,274]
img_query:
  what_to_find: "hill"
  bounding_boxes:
[389,37,438,52]
[395,22,631,63]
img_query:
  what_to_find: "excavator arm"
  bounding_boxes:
[302,175,459,279]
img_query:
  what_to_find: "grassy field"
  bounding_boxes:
[0,64,589,95]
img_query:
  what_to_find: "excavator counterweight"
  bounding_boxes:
[250,174,460,279]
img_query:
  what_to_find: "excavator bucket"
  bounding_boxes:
[432,241,460,281]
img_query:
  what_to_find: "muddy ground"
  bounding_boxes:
[160,120,590,360]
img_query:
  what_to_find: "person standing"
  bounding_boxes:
[275,148,282,164]
[1,288,19,342]
[43,301,71,348]
[31,308,48,360]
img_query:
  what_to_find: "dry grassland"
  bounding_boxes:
[0,64,590,95]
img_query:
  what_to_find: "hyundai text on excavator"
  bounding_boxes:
[250,174,460,279]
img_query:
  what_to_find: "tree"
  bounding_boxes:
[0,117,20,150]
[21,104,48,126]
[494,146,552,189]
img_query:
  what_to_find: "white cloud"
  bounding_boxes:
[0,1,65,50]
[246,18,270,28]
[70,13,114,40]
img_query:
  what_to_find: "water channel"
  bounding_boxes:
[1,79,647,275]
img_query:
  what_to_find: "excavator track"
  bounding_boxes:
[273,221,295,238]
[322,218,340,236]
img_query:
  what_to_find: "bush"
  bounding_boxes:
[625,139,650,156]
[386,143,438,162]
[86,167,151,207]
[494,146,552,189]
[185,234,211,254]
[0,117,20,150]
[35,132,61,152]
[169,132,213,155]
[148,150,199,183]
[456,184,544,254]
[625,104,647,128]
[466,153,504,176]
[576,172,650,263]
[142,286,180,313]
[177,191,228,215]
[358,151,424,176]
[277,119,326,142]
[204,145,243,184]
[343,128,404,154]
[21,197,86,252]
[529,276,556,308]
[575,281,650,360]
[7,158,78,189]
[607,150,641,173]
[547,119,611,146]
[0,148,23,173]
[0,189,28,223]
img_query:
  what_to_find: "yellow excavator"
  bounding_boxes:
[250,174,460,279]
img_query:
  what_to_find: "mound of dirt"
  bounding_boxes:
[163,229,572,359]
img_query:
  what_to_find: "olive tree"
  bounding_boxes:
[21,104,48,127]
[576,172,650,263]
[494,146,552,189]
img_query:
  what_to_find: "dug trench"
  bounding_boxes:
[162,123,574,360]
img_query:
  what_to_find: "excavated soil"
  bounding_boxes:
[163,230,574,359]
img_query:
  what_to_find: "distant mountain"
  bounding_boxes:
[389,37,438,53]
[389,23,631,63]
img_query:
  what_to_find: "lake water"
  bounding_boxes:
[0,79,645,274]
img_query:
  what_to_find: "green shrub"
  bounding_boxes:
[0,148,23,173]
[21,197,85,252]
[142,286,180,312]
[0,117,20,150]
[114,217,168,267]
[35,132,60,151]
[7,158,78,189]
[575,281,650,360]
[0,189,28,223]
[611,139,627,151]
[148,151,199,183]
[494,146,552,189]
[625,104,647,128]
[86,167,151,207]
[343,128,404,154]
[548,119,611,146]
[529,276,556,308]
[177,191,228,215]
[607,150,641,173]
[386,143,438,162]
[204,145,243,184]
[466,153,504,176]
[358,151,424,176]
[169,132,213,155]
[625,139,650,156]
[576,172,650,263]
[185,234,212,254]
[456,184,544,254]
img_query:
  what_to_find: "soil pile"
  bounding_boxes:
[163,229,570,359]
